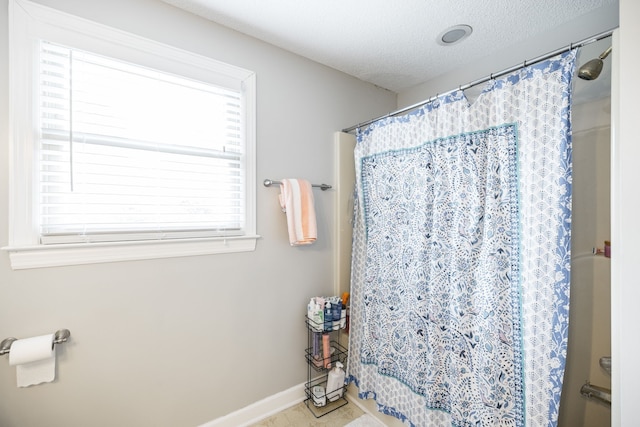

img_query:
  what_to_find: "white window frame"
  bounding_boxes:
[4,0,258,269]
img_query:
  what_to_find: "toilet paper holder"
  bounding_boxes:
[0,329,70,356]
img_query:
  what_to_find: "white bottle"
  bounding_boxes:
[325,361,346,402]
[307,298,323,332]
[307,298,315,323]
[312,302,324,332]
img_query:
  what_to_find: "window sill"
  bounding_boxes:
[2,235,260,270]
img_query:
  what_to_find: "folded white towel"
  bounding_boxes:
[279,179,317,245]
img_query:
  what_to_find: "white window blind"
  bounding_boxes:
[39,41,245,244]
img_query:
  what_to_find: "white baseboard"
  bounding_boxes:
[345,387,367,411]
[197,382,306,427]
[345,385,403,427]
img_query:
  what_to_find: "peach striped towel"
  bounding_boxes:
[279,179,317,246]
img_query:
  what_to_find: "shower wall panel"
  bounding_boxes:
[559,97,611,427]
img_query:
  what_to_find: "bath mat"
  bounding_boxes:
[345,413,384,427]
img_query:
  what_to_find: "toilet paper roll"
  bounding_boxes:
[9,334,56,387]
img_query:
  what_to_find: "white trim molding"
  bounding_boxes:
[3,236,260,270]
[6,0,258,269]
[197,383,306,427]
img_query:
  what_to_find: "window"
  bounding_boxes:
[5,0,258,269]
[39,42,246,242]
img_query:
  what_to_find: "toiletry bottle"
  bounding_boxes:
[341,292,350,308]
[322,333,331,368]
[311,301,323,332]
[312,331,323,367]
[312,385,326,407]
[326,361,346,402]
[315,297,325,331]
[307,298,315,325]
[332,299,341,330]
[324,301,332,332]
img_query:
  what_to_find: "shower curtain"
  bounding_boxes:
[347,51,576,427]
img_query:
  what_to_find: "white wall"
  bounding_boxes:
[0,1,396,426]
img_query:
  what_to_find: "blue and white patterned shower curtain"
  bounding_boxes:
[347,51,576,427]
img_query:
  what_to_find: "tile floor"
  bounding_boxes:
[249,399,365,427]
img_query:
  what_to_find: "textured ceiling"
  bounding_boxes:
[161,0,617,93]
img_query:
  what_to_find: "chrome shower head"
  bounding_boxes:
[578,46,612,80]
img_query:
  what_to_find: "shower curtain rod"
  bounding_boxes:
[342,28,616,134]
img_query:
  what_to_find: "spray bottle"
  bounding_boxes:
[325,361,346,402]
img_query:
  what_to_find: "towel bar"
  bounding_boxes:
[0,329,71,356]
[263,179,331,191]
[580,381,611,405]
